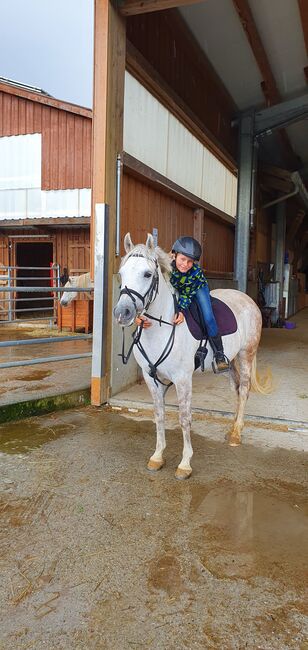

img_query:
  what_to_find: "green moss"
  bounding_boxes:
[0,389,91,424]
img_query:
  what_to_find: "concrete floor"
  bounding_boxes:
[0,407,307,650]
[1,310,307,430]
[111,308,308,426]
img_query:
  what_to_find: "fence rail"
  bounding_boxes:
[0,265,93,369]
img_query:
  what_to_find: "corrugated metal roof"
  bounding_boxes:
[0,76,52,97]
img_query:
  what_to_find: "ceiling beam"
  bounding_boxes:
[118,0,204,16]
[232,0,298,168]
[254,92,308,135]
[232,0,280,102]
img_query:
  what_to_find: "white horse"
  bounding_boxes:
[114,233,272,480]
[60,272,93,306]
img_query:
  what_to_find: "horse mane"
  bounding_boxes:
[69,272,91,288]
[120,244,172,280]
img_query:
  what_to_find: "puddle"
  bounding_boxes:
[148,552,186,599]
[16,370,52,382]
[0,328,33,341]
[0,419,74,454]
[188,483,308,584]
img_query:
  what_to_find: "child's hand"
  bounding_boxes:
[173,312,185,325]
[135,315,152,328]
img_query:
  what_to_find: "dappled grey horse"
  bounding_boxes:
[114,233,271,479]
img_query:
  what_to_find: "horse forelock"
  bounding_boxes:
[120,244,171,279]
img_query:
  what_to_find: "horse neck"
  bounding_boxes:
[147,268,174,322]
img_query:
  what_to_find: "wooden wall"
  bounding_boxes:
[204,213,234,273]
[127,10,237,161]
[0,89,92,191]
[0,228,90,274]
[255,207,272,265]
[122,173,234,273]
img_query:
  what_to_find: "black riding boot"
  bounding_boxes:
[209,334,230,373]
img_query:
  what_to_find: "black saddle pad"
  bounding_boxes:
[185,297,237,340]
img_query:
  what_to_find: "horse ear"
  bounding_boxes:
[146,233,155,251]
[124,232,134,253]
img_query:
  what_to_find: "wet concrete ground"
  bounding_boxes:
[0,326,91,407]
[0,407,307,649]
[112,308,308,424]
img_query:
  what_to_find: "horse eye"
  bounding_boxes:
[144,271,152,278]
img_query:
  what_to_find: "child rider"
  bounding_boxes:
[137,235,230,373]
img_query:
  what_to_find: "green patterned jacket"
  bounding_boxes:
[170,261,208,310]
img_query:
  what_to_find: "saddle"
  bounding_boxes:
[184,298,238,371]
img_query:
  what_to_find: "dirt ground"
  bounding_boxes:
[0,406,307,650]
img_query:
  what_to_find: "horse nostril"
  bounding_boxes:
[124,308,130,317]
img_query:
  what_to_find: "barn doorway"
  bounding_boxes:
[15,242,54,319]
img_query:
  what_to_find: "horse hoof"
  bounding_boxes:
[175,467,192,481]
[147,459,165,472]
[228,437,241,447]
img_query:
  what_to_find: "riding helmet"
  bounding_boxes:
[172,236,202,262]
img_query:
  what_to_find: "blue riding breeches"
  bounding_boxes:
[195,284,218,337]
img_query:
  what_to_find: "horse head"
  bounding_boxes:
[114,232,164,326]
[60,276,78,306]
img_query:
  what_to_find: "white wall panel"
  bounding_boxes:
[124,73,168,174]
[124,72,237,217]
[0,133,41,190]
[201,151,226,212]
[167,114,204,196]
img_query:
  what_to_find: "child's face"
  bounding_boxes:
[175,253,194,273]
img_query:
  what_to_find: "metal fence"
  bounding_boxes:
[0,264,60,325]
[0,268,93,369]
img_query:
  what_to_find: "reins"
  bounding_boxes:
[119,253,178,389]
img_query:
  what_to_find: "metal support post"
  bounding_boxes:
[275,202,286,312]
[91,203,108,406]
[115,154,122,257]
[8,268,12,322]
[234,111,255,293]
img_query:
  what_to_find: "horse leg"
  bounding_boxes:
[174,377,193,480]
[143,373,166,471]
[228,350,254,447]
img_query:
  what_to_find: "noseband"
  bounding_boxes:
[119,254,159,314]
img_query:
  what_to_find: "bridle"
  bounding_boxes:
[119,253,159,315]
[118,252,178,389]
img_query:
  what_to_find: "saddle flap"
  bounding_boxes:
[185,297,237,340]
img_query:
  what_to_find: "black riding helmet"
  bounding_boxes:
[172,236,202,262]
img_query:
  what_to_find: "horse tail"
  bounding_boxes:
[250,355,273,395]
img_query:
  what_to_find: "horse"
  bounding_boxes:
[114,233,272,480]
[60,272,93,306]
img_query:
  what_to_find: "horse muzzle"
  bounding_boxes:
[114,295,140,326]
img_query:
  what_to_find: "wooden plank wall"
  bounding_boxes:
[126,10,237,160]
[121,173,195,253]
[122,173,234,273]
[203,213,234,273]
[255,207,272,265]
[0,91,92,190]
[0,228,90,274]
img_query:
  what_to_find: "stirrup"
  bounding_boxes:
[212,354,230,374]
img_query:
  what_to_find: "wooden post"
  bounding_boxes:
[193,208,205,268]
[90,0,126,405]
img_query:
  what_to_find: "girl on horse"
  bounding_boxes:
[137,235,230,373]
